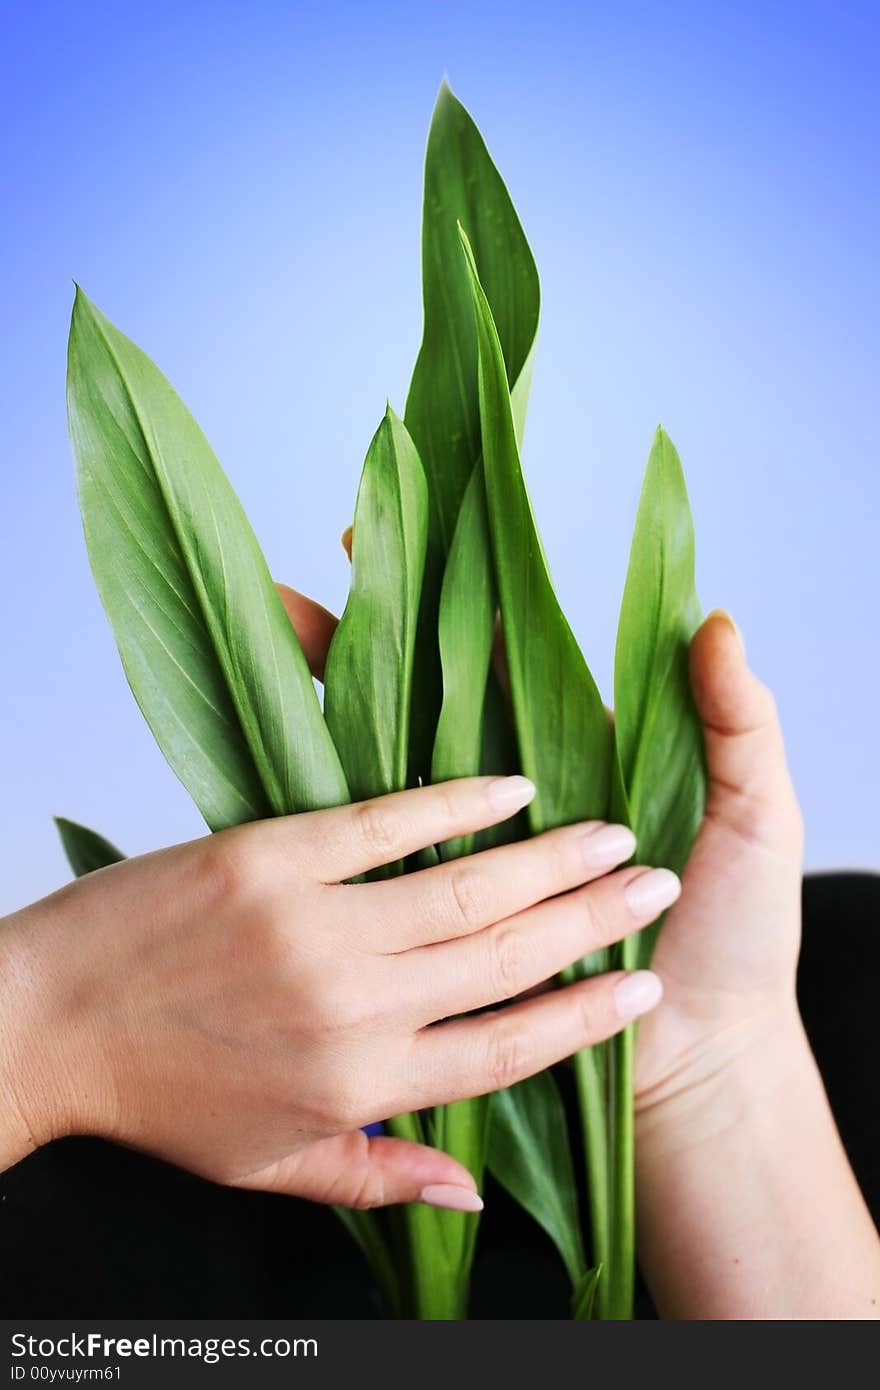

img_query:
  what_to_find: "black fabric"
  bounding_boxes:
[1,873,877,1318]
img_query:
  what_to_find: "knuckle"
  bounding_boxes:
[762,687,780,725]
[753,679,780,729]
[349,1165,387,1210]
[198,832,263,906]
[546,830,575,883]
[581,890,614,947]
[433,777,463,817]
[354,800,401,858]
[490,924,528,995]
[577,986,605,1045]
[447,864,489,930]
[485,1019,534,1091]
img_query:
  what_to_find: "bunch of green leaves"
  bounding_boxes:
[61,83,705,1320]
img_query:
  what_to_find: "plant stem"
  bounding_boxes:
[386,1111,471,1319]
[606,1020,636,1319]
[572,1043,610,1309]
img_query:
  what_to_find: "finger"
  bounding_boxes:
[690,611,798,803]
[237,1131,482,1211]
[362,820,636,951]
[279,775,536,882]
[408,866,680,1022]
[408,969,663,1107]
[341,525,353,560]
[275,582,338,682]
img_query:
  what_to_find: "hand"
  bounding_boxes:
[303,563,803,1099]
[0,774,674,1211]
[631,612,880,1318]
[634,610,805,1119]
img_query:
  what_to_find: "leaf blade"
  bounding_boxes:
[405,82,541,785]
[614,426,706,963]
[488,1072,587,1287]
[54,817,125,877]
[457,227,612,840]
[324,406,428,806]
[67,289,348,830]
[406,81,541,556]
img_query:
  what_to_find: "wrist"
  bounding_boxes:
[0,894,90,1169]
[635,1000,813,1159]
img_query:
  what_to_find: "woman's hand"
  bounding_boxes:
[634,610,804,1115]
[633,611,880,1318]
[0,776,674,1212]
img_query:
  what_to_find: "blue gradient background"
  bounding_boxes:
[1,1,877,915]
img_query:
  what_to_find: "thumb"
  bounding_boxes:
[235,1131,484,1213]
[275,583,338,682]
[690,610,801,851]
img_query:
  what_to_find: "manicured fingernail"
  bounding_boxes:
[419,1185,484,1213]
[581,823,636,868]
[707,608,745,655]
[487,775,536,813]
[625,867,681,919]
[614,970,663,1021]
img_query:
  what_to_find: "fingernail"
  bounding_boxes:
[419,1184,484,1213]
[614,970,663,1021]
[487,775,536,813]
[581,823,636,868]
[625,867,681,919]
[706,608,745,656]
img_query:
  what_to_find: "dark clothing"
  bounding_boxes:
[1,873,876,1318]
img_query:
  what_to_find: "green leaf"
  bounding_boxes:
[421,103,542,1301]
[428,1094,491,1286]
[599,426,706,1321]
[614,425,706,964]
[431,467,497,859]
[488,1072,586,1286]
[406,80,541,557]
[324,406,428,807]
[405,82,541,784]
[54,817,125,877]
[460,222,616,1315]
[67,288,348,832]
[458,226,612,840]
[571,1265,602,1320]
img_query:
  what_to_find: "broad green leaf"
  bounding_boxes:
[405,82,541,784]
[461,224,615,1314]
[571,1265,602,1320]
[323,404,479,1317]
[458,227,612,840]
[55,817,124,877]
[488,1072,586,1286]
[600,427,706,1321]
[431,467,497,859]
[67,288,348,832]
[406,80,541,556]
[427,1095,491,1289]
[324,406,427,807]
[614,426,706,964]
[426,150,538,1281]
[430,320,536,856]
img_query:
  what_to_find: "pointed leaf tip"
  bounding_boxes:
[435,76,456,108]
